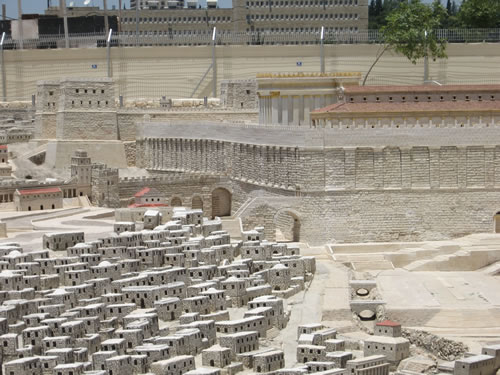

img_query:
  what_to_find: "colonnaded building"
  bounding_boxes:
[123,75,500,244]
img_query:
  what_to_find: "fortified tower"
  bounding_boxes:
[56,78,118,140]
[34,78,127,169]
[34,81,61,139]
[91,163,120,208]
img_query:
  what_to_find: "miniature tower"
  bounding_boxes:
[91,163,119,208]
[56,78,118,140]
[71,150,92,186]
[34,80,61,139]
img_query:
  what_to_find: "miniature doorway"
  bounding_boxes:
[274,209,301,242]
[495,212,500,233]
[211,188,231,218]
[171,197,182,207]
[192,196,203,210]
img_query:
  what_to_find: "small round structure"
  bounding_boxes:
[358,309,376,321]
[356,288,369,297]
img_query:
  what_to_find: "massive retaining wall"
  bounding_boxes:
[131,121,500,244]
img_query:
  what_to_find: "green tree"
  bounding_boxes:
[446,0,452,13]
[457,0,500,28]
[363,0,448,85]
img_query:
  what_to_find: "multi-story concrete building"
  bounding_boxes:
[44,0,368,39]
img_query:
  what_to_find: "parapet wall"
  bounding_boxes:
[136,124,500,192]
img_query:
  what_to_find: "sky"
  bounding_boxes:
[2,0,131,19]
[2,0,457,20]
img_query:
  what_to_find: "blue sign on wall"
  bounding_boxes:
[91,64,98,69]
[296,61,303,66]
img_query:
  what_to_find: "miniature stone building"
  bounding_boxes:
[253,349,285,373]
[144,210,163,230]
[0,144,8,163]
[70,149,92,197]
[91,164,119,208]
[220,79,257,109]
[257,72,360,126]
[346,355,389,375]
[14,187,63,211]
[454,355,497,375]
[0,206,318,375]
[42,232,85,251]
[131,187,168,207]
[364,321,409,363]
[374,320,402,338]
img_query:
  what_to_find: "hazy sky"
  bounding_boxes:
[2,0,455,20]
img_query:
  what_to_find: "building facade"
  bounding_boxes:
[44,0,368,38]
[14,187,63,211]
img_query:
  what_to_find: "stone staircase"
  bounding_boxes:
[333,253,394,271]
[480,260,500,276]
[404,246,500,272]
[231,197,257,219]
[21,143,47,165]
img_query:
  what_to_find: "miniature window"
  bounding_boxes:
[478,96,482,101]
[465,95,470,101]
[452,96,457,101]
[414,96,418,101]
[93,89,96,94]
[376,97,380,102]
[491,95,495,100]
[350,97,354,102]
[389,96,393,102]
[363,97,367,102]
[402,96,406,102]
[76,89,79,93]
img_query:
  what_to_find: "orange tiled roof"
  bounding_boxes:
[312,100,500,114]
[17,187,62,195]
[343,84,500,94]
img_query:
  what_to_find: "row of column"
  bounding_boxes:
[259,94,334,126]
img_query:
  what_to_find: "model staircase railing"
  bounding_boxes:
[231,197,256,219]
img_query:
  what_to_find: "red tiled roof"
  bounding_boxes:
[312,100,500,114]
[134,187,151,198]
[343,84,500,94]
[376,320,401,327]
[17,187,62,196]
[0,145,7,150]
[128,203,169,208]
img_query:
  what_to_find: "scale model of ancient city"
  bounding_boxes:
[1,6,500,375]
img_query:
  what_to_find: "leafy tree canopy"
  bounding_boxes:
[381,0,447,64]
[369,0,460,30]
[457,0,500,28]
